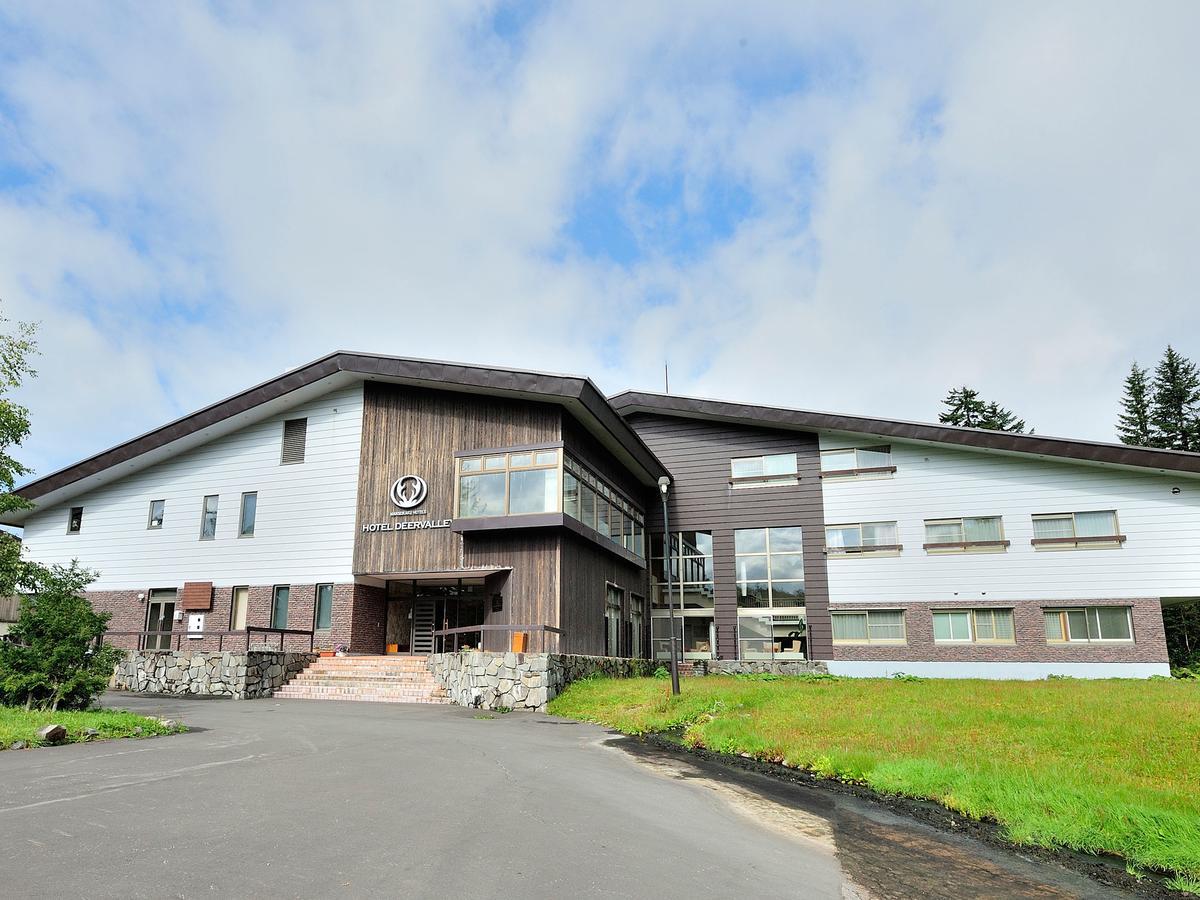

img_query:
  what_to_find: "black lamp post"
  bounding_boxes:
[658,476,681,695]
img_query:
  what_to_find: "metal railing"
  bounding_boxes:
[104,627,316,653]
[432,623,563,654]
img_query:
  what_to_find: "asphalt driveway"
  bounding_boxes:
[0,694,1133,899]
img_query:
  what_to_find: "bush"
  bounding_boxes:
[0,561,120,711]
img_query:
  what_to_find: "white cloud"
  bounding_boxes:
[0,0,1197,481]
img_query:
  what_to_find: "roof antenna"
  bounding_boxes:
[664,362,669,394]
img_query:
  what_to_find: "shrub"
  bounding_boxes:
[0,561,121,711]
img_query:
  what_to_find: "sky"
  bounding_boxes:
[1,1,1199,481]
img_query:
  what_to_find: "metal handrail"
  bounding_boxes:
[431,623,563,653]
[104,627,316,653]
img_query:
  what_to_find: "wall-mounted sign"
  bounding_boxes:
[362,519,451,533]
[390,475,428,510]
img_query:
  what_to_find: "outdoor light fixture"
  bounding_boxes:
[137,593,145,602]
[657,476,681,696]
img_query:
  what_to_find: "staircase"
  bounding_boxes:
[273,655,449,704]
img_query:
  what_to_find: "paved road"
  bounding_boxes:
[0,695,1133,899]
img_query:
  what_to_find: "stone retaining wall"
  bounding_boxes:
[111,650,316,699]
[430,652,661,711]
[695,660,828,676]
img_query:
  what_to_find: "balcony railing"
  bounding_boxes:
[432,623,563,654]
[104,627,316,653]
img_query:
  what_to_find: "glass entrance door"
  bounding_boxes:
[145,590,177,650]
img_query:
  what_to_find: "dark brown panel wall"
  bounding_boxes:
[625,413,831,661]
[558,533,648,656]
[463,531,561,652]
[354,382,562,575]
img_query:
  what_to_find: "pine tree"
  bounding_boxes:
[939,387,1029,433]
[1116,363,1156,447]
[1150,346,1200,452]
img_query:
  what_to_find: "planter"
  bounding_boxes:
[318,650,335,658]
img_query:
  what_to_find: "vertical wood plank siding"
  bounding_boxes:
[463,531,561,651]
[558,533,648,656]
[624,413,832,660]
[354,382,561,575]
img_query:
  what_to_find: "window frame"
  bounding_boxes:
[734,526,806,611]
[824,521,902,555]
[1031,511,1125,549]
[820,445,896,479]
[1044,606,1134,643]
[932,608,1017,644]
[147,499,166,530]
[830,608,907,645]
[230,585,249,631]
[729,452,799,488]
[605,582,625,658]
[238,491,258,538]
[199,495,219,541]
[270,585,290,630]
[455,447,562,519]
[923,516,1009,553]
[314,583,334,631]
[66,506,84,534]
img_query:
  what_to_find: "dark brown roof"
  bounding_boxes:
[11,353,669,511]
[609,390,1200,477]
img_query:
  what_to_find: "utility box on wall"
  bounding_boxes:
[187,613,205,639]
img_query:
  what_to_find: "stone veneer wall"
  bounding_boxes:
[111,650,316,699]
[430,652,662,711]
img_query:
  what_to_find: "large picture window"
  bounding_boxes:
[650,530,714,660]
[457,449,560,518]
[734,526,807,660]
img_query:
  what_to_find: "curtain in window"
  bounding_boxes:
[832,613,868,641]
[964,517,1003,542]
[1033,517,1074,539]
[1074,511,1117,538]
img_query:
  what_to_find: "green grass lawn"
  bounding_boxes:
[548,675,1200,884]
[0,706,182,748]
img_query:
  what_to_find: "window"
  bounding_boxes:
[738,613,807,660]
[651,616,714,661]
[147,499,165,530]
[651,531,714,609]
[562,456,645,557]
[730,452,798,487]
[820,446,894,476]
[271,585,290,629]
[200,495,219,540]
[831,609,906,644]
[1045,607,1133,643]
[315,584,333,630]
[239,492,257,537]
[924,516,1007,551]
[281,418,307,465]
[1032,511,1124,548]
[230,586,249,631]
[457,449,560,518]
[630,594,645,659]
[734,527,805,608]
[933,608,1015,643]
[67,506,83,534]
[825,522,900,554]
[605,584,623,657]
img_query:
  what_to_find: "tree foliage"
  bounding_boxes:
[1116,363,1154,447]
[0,313,36,518]
[1149,345,1200,452]
[938,386,1029,433]
[0,561,119,710]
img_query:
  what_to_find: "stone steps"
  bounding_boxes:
[273,655,447,705]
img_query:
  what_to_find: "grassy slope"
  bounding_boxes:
[0,706,180,747]
[548,676,1200,880]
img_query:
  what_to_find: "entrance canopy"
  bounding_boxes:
[353,567,511,588]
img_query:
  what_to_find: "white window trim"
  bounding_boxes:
[1031,511,1125,551]
[819,445,895,480]
[824,522,902,556]
[729,452,799,488]
[923,517,1008,554]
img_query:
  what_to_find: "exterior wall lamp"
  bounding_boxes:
[658,476,681,696]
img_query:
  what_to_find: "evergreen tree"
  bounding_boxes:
[1116,363,1156,447]
[938,387,1028,433]
[1150,346,1200,452]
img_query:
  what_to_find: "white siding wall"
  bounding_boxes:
[819,433,1200,603]
[21,384,364,589]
